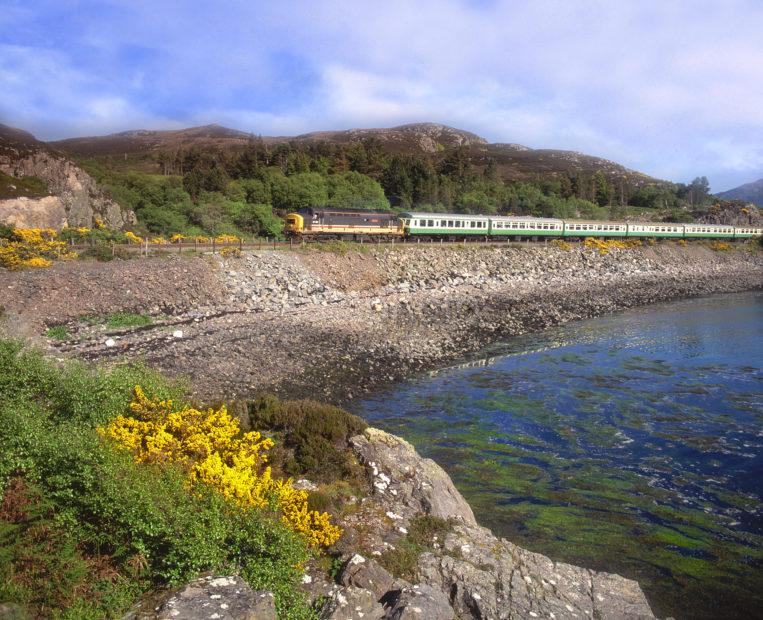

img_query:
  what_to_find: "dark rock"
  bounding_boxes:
[383,584,453,619]
[339,554,395,597]
[140,575,275,620]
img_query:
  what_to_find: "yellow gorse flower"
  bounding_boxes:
[98,387,342,547]
[0,228,75,270]
[583,237,641,255]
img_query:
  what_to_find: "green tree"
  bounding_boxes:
[327,172,390,210]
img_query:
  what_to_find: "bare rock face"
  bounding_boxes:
[324,427,657,620]
[417,523,655,619]
[0,124,136,229]
[0,196,68,229]
[129,575,276,620]
[350,428,476,524]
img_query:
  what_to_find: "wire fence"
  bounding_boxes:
[67,235,567,256]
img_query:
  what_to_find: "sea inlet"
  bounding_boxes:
[350,291,763,619]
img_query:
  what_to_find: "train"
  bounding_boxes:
[284,207,763,241]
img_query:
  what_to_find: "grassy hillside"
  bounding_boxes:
[0,171,48,199]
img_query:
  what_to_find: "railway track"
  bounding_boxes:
[67,235,720,256]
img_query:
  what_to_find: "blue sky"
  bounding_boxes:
[1,0,761,191]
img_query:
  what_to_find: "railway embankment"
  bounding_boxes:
[5,241,760,402]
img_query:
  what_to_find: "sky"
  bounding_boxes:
[1,0,762,192]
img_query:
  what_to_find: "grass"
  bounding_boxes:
[0,171,48,200]
[82,312,154,329]
[0,340,316,619]
[377,515,454,580]
[44,325,69,340]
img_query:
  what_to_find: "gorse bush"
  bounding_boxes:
[0,340,315,619]
[0,228,76,270]
[583,237,642,255]
[100,387,342,547]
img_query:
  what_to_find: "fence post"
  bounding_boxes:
[111,241,115,257]
[212,238,216,254]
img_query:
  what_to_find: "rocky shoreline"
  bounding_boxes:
[4,242,761,404]
[131,427,657,620]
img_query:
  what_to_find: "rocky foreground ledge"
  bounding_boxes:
[130,428,656,620]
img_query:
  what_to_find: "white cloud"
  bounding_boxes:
[2,0,763,188]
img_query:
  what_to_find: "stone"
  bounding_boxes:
[339,555,395,597]
[146,575,275,620]
[319,586,385,620]
[384,584,453,620]
[350,428,476,525]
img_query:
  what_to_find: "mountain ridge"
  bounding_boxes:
[717,178,763,207]
[47,121,667,187]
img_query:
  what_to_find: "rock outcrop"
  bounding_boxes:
[0,123,136,229]
[126,575,276,620]
[312,428,657,619]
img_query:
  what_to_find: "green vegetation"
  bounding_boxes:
[0,340,315,619]
[246,395,367,484]
[377,515,454,580]
[44,325,69,340]
[0,171,48,199]
[81,312,154,329]
[103,312,153,329]
[76,140,725,241]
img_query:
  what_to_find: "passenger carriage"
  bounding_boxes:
[626,223,684,238]
[488,216,564,237]
[734,226,763,239]
[400,213,490,236]
[683,224,735,239]
[562,220,628,238]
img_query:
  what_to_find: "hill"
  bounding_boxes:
[50,122,665,187]
[717,178,763,207]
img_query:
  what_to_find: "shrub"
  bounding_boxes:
[0,228,76,270]
[219,246,241,259]
[710,241,732,252]
[551,239,571,251]
[0,340,314,619]
[79,243,131,262]
[100,387,342,548]
[378,515,454,580]
[247,395,367,484]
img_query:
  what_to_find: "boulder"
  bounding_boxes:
[141,575,275,620]
[339,554,396,598]
[384,584,453,620]
[350,428,476,525]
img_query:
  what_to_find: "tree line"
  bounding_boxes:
[82,137,716,238]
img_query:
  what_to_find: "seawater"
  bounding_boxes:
[350,291,763,619]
